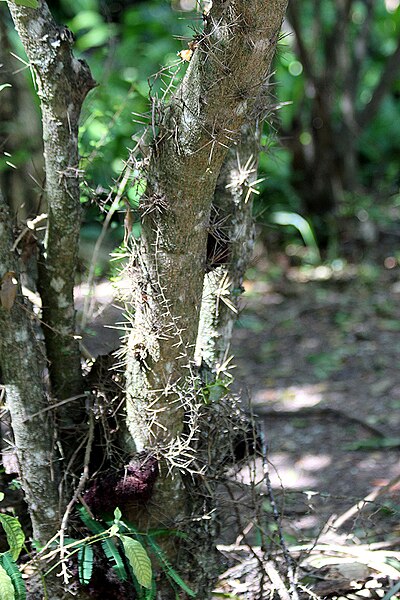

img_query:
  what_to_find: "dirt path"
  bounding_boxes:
[231,259,400,540]
[75,257,400,541]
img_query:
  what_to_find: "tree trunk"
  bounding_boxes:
[0,190,60,545]
[125,1,288,596]
[7,0,95,411]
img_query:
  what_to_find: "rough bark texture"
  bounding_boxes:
[7,0,95,408]
[125,2,288,598]
[0,190,60,544]
[196,122,260,371]
[126,0,288,450]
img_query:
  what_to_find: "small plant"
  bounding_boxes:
[74,506,195,599]
[0,492,26,600]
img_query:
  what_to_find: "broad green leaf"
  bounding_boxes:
[120,535,152,590]
[0,515,25,560]
[14,0,39,8]
[0,493,4,502]
[270,211,320,263]
[78,544,94,585]
[0,563,15,600]
[0,553,25,600]
[0,85,12,93]
[208,383,228,403]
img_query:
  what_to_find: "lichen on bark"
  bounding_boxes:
[7,0,96,409]
[0,189,60,544]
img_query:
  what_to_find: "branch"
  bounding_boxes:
[324,0,353,76]
[287,1,319,86]
[357,37,400,129]
[0,189,60,544]
[349,0,374,101]
[7,0,96,406]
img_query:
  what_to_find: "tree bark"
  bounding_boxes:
[125,1,288,597]
[7,0,95,410]
[196,121,260,372]
[0,189,60,545]
[126,0,288,449]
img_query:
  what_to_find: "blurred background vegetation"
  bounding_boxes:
[1,0,400,275]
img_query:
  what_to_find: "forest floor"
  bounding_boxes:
[231,247,400,545]
[78,243,400,548]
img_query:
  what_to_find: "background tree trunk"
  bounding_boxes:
[0,189,60,545]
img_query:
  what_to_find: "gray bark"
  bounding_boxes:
[7,0,95,409]
[0,189,60,544]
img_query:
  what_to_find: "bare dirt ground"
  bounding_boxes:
[231,253,400,543]
[76,249,400,545]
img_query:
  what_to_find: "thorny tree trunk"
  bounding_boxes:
[196,121,261,371]
[2,1,288,598]
[7,0,95,413]
[0,190,60,544]
[126,0,287,448]
[125,0,288,596]
[2,2,94,596]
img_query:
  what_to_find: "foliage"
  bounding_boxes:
[0,495,26,600]
[256,0,400,246]
[74,506,195,598]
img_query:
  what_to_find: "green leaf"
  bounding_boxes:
[270,211,320,263]
[0,493,4,502]
[13,0,39,8]
[144,578,157,600]
[77,507,128,582]
[0,85,12,93]
[114,507,122,522]
[77,506,105,535]
[101,538,128,582]
[345,437,400,451]
[381,579,400,600]
[0,552,25,600]
[120,535,152,590]
[0,563,15,600]
[78,544,94,585]
[207,383,228,403]
[0,515,25,560]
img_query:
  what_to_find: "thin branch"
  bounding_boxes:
[59,402,94,584]
[286,2,319,86]
[357,36,400,129]
[349,0,375,101]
